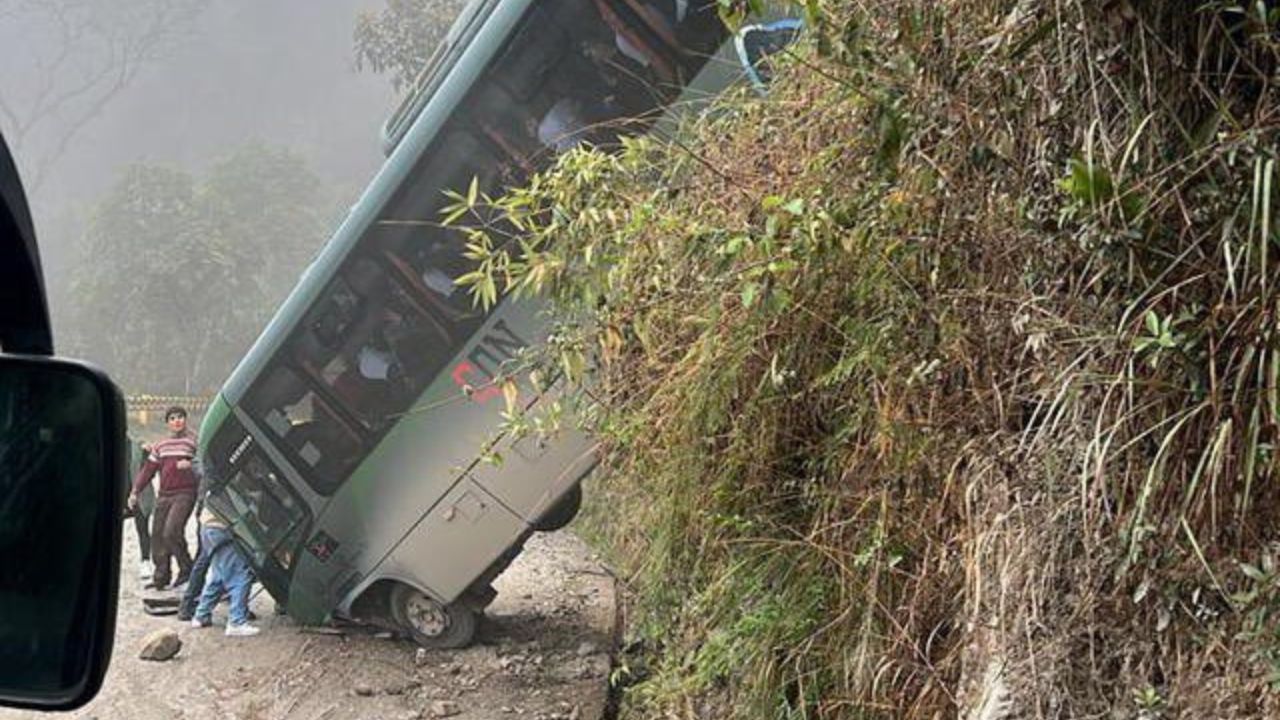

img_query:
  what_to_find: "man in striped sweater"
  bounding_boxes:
[129,406,199,590]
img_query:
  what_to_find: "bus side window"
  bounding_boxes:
[374,131,502,335]
[246,364,361,495]
[466,83,540,182]
[489,7,567,102]
[298,256,455,432]
[490,2,647,157]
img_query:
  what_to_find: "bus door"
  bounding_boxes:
[202,416,315,618]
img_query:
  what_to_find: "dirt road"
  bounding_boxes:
[4,529,616,720]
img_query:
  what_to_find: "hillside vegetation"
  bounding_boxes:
[461,1,1280,716]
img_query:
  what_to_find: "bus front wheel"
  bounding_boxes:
[533,484,583,532]
[390,584,477,649]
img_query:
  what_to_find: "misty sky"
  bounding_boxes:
[0,0,405,310]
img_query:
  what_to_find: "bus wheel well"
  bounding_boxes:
[534,483,583,532]
[348,580,400,625]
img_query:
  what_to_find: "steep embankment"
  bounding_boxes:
[463,2,1280,717]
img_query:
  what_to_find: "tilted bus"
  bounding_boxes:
[197,0,731,648]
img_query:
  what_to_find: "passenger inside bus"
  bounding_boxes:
[290,256,455,433]
[532,98,592,152]
[408,236,470,305]
[529,0,713,155]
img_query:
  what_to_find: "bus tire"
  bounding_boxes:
[390,584,477,649]
[533,484,582,532]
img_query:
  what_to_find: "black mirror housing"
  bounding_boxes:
[0,353,124,711]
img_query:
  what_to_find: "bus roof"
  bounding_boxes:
[217,0,531,406]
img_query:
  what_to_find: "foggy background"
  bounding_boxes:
[0,0,443,394]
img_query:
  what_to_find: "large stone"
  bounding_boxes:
[138,629,182,661]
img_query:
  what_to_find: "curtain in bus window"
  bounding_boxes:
[244,364,362,495]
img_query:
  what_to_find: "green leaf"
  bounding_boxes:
[1144,310,1161,337]
[761,195,785,211]
[442,202,470,226]
[1241,562,1268,582]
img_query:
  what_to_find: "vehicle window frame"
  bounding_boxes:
[242,362,365,496]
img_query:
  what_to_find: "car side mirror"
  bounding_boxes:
[0,353,124,711]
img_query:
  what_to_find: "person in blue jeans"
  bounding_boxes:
[177,460,262,622]
[190,507,260,637]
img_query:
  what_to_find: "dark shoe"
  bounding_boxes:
[171,572,191,589]
[144,579,166,590]
[176,611,193,622]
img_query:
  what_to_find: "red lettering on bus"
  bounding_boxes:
[451,360,501,403]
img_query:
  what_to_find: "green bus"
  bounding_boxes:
[198,0,733,648]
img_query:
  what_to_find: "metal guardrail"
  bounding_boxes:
[124,395,213,420]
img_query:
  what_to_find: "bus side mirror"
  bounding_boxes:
[0,353,124,711]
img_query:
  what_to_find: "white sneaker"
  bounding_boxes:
[191,618,211,629]
[225,623,260,637]
[138,560,154,580]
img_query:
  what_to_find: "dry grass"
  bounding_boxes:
[459,0,1280,716]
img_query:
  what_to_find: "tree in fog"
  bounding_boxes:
[0,0,207,190]
[352,0,464,92]
[65,143,332,395]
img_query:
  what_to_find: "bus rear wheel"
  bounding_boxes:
[390,584,477,649]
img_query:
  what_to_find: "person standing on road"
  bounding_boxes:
[124,436,156,583]
[129,406,199,590]
[176,459,215,621]
[190,506,260,637]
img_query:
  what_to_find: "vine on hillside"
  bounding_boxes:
[445,1,1280,717]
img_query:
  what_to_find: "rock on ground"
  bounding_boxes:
[0,531,617,720]
[138,629,182,661]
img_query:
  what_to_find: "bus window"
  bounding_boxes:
[374,130,505,336]
[490,6,642,156]
[202,417,316,603]
[291,257,455,434]
[467,83,540,181]
[273,519,309,572]
[489,6,567,103]
[244,364,362,494]
[222,450,308,573]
